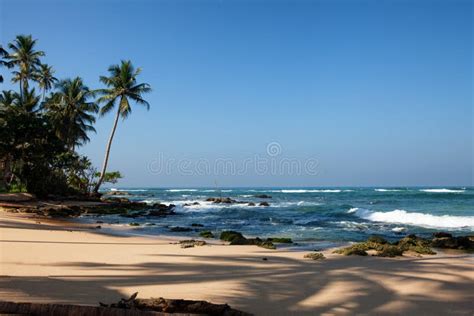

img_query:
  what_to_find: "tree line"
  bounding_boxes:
[0,35,151,197]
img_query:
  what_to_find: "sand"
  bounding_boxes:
[0,212,473,315]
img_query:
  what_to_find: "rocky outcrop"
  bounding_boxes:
[219,231,276,249]
[258,202,270,207]
[304,252,325,260]
[254,194,272,199]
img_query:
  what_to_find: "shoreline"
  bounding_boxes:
[1,210,473,315]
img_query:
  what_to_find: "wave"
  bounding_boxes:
[349,208,474,229]
[280,189,342,193]
[375,189,403,192]
[109,188,148,192]
[166,189,198,192]
[419,189,465,193]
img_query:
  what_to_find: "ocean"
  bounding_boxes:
[90,187,474,247]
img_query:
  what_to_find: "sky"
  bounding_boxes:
[0,0,472,187]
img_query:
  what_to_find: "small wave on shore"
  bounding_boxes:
[348,207,474,229]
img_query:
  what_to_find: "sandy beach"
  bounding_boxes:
[0,211,473,315]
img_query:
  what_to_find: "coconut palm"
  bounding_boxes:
[44,77,98,150]
[93,60,151,192]
[0,46,10,84]
[37,64,57,101]
[7,35,45,97]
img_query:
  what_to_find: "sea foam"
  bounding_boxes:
[349,208,474,229]
[419,189,465,193]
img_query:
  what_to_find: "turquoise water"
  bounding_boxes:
[92,187,474,244]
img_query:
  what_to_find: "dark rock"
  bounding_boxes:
[129,222,140,226]
[254,194,272,199]
[220,231,245,242]
[247,202,256,206]
[199,230,215,238]
[433,232,453,238]
[259,202,270,207]
[191,223,204,227]
[95,225,102,229]
[268,237,293,243]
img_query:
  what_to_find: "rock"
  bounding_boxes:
[129,222,140,226]
[169,226,192,232]
[206,197,242,204]
[431,235,474,251]
[191,223,204,227]
[367,235,388,244]
[259,202,270,207]
[333,244,368,256]
[375,244,404,257]
[257,240,276,249]
[433,232,453,238]
[220,231,276,249]
[95,225,102,229]
[304,252,326,260]
[199,230,215,238]
[179,240,207,248]
[397,235,435,254]
[254,194,272,199]
[268,237,293,244]
[247,202,256,206]
[262,258,268,261]
[220,231,245,242]
[106,191,131,196]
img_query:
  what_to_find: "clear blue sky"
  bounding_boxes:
[1,0,472,187]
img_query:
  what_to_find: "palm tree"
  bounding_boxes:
[0,46,11,84]
[44,77,98,150]
[37,64,57,101]
[93,60,151,193]
[7,35,45,97]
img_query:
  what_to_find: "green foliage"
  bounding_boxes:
[0,34,127,197]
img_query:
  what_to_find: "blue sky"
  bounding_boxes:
[1,0,472,187]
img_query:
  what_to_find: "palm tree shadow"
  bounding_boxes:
[1,250,473,315]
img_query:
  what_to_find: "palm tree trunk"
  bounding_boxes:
[93,108,121,193]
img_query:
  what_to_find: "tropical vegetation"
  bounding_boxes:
[0,34,151,196]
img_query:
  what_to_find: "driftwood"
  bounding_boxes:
[0,293,252,316]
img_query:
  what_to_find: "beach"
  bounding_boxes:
[1,211,473,315]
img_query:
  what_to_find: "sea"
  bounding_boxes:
[88,187,474,249]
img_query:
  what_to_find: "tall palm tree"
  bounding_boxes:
[37,64,57,101]
[0,46,11,84]
[93,60,151,193]
[44,77,98,150]
[7,35,45,97]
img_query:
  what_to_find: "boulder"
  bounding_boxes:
[259,202,270,207]
[254,194,272,199]
[199,230,215,238]
[304,252,325,260]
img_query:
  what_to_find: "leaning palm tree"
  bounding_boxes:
[44,77,98,150]
[93,60,151,193]
[7,35,45,97]
[36,64,57,101]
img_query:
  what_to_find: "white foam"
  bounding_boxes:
[280,189,342,193]
[349,208,474,229]
[166,189,198,192]
[375,189,403,192]
[419,189,465,193]
[109,188,148,192]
